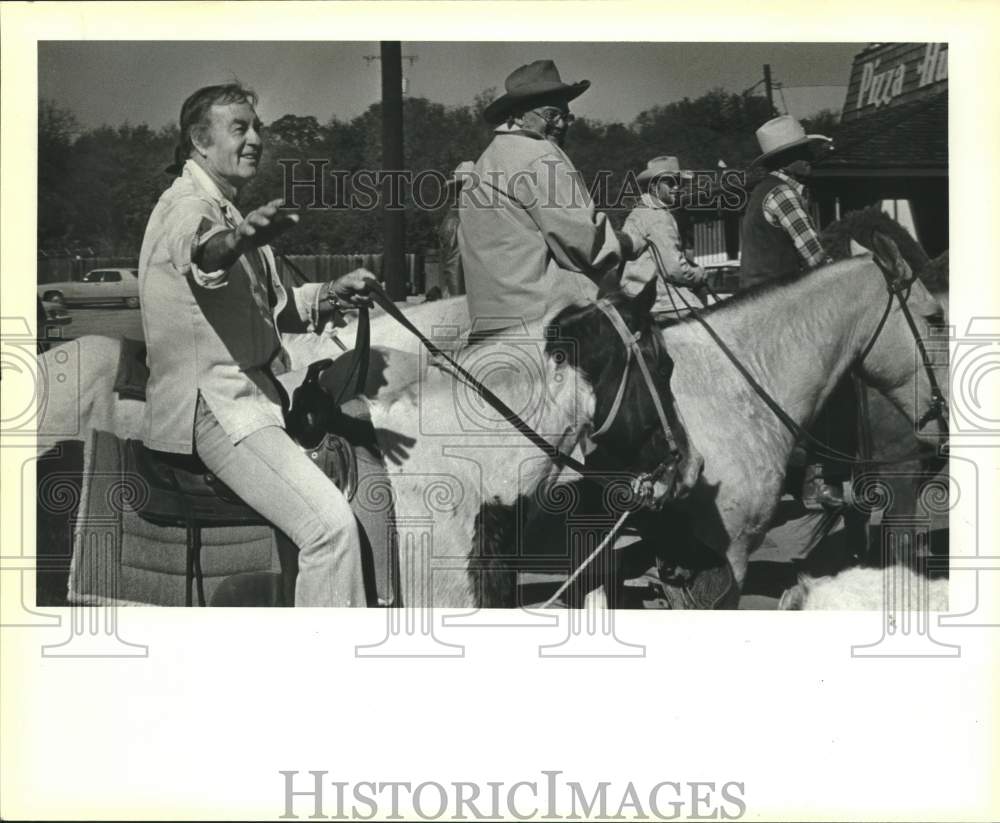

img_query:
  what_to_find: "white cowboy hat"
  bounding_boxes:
[752,115,832,168]
[636,156,694,184]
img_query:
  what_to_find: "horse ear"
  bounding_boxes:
[871,230,913,284]
[631,275,658,319]
[597,269,621,299]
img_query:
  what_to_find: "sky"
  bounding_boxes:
[39,41,860,131]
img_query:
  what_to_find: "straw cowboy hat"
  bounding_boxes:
[483,60,590,125]
[636,155,694,185]
[752,115,832,168]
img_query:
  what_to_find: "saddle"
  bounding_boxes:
[119,350,362,520]
[124,429,358,524]
[109,328,395,607]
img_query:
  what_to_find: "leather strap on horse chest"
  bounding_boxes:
[591,298,679,456]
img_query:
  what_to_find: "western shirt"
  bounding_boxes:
[761,170,825,269]
[138,160,324,453]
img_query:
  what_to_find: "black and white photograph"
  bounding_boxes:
[31,40,951,611]
[2,3,998,822]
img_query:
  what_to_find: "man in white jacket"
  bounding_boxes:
[621,155,708,322]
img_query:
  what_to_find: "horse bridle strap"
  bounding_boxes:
[862,259,949,432]
[646,240,860,464]
[648,240,947,463]
[591,298,679,458]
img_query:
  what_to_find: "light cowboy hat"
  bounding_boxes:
[635,156,694,184]
[752,115,832,168]
[483,60,590,126]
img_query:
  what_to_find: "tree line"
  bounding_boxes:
[38,91,838,258]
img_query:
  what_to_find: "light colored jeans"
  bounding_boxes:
[193,395,367,607]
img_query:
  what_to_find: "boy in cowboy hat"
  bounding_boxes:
[621,155,708,322]
[739,115,833,291]
[458,60,645,336]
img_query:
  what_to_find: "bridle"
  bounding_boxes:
[590,298,679,451]
[855,253,949,435]
[647,239,948,466]
[354,280,680,501]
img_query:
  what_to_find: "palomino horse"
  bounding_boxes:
[35,281,694,608]
[658,235,947,584]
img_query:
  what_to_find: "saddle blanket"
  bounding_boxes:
[69,427,398,607]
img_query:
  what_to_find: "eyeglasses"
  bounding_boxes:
[534,107,576,125]
[655,176,681,189]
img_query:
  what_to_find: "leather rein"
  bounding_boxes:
[646,240,948,467]
[351,279,677,496]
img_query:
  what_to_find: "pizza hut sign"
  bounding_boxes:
[854,43,947,113]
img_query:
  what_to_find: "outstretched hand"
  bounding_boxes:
[236,199,299,249]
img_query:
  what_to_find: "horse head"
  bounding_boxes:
[546,275,700,504]
[855,232,949,449]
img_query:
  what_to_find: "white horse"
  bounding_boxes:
[658,237,947,585]
[777,565,948,611]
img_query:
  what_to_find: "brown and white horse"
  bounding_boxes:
[33,282,690,608]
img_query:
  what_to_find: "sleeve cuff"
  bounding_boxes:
[188,225,231,288]
[291,282,325,330]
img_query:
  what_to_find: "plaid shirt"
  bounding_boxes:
[762,170,827,269]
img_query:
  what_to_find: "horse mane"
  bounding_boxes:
[820,206,931,271]
[690,264,826,317]
[920,250,949,293]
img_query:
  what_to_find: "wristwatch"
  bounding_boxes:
[322,282,345,310]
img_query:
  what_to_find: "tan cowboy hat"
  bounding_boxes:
[752,115,832,168]
[636,155,694,184]
[483,60,590,126]
[445,160,475,190]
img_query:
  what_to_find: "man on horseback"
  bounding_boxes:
[139,83,376,606]
[740,115,848,511]
[458,59,646,338]
[621,155,709,323]
[739,115,833,290]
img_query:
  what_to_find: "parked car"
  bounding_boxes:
[36,296,72,353]
[38,268,140,308]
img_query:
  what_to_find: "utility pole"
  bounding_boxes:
[763,64,776,116]
[380,41,406,300]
